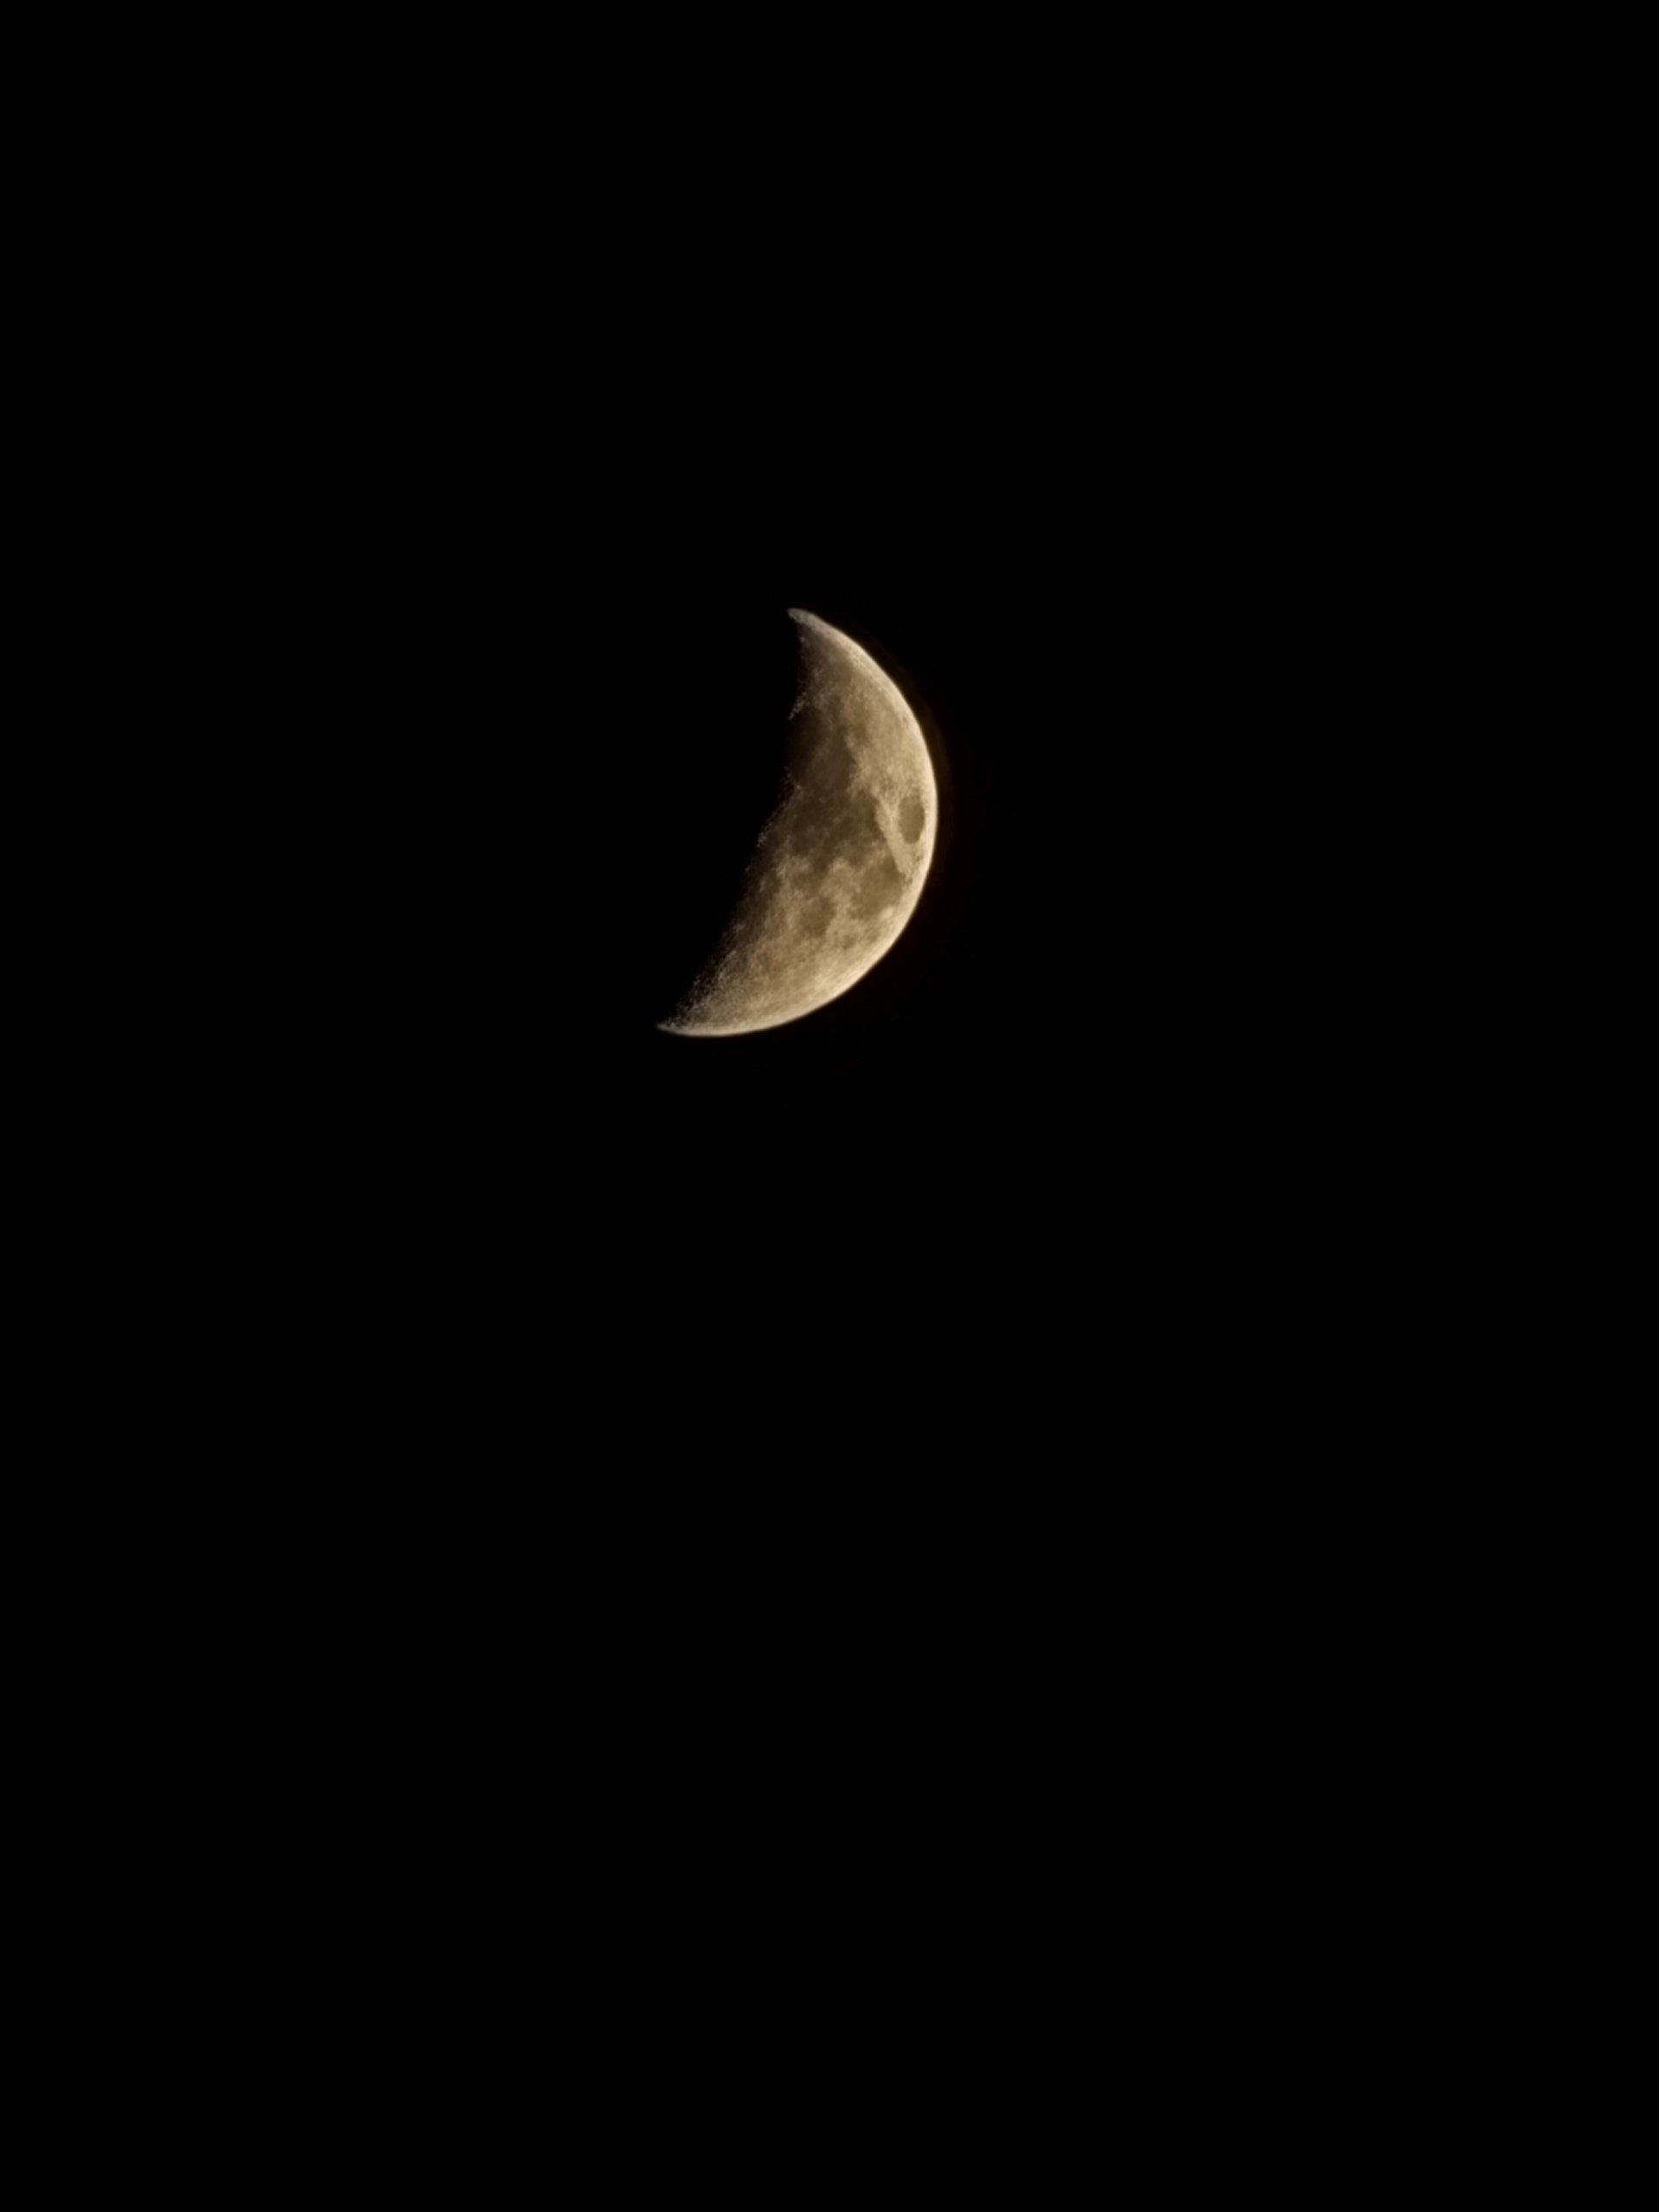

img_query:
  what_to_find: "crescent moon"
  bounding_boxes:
[659,610,938,1037]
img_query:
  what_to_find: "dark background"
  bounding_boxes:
[56,37,1560,2088]
[252,391,1418,1448]
[165,38,1512,1476]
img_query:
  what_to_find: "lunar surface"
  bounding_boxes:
[660,610,938,1037]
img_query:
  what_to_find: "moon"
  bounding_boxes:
[659,610,938,1037]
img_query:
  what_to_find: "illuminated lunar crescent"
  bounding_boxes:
[659,610,938,1037]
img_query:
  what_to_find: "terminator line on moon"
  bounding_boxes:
[660,610,938,1037]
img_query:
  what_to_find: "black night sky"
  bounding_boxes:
[338,396,1405,1428]
[95,43,1537,2088]
[234,51,1465,1477]
[76,35,1562,2131]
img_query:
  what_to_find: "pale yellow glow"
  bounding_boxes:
[660,611,938,1038]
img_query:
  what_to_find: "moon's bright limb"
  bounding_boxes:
[660,610,938,1037]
